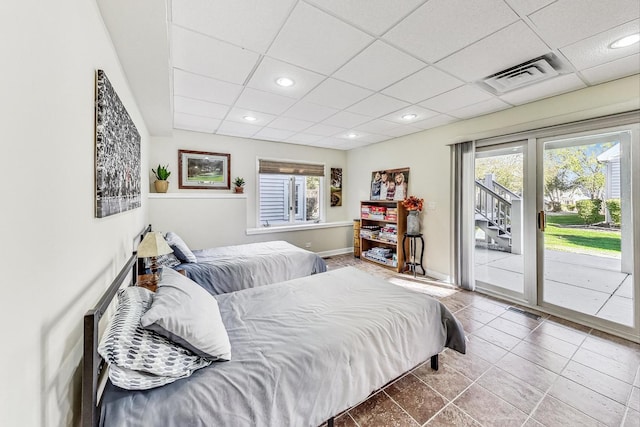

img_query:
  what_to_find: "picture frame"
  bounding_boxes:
[369,167,410,201]
[330,167,342,207]
[178,150,231,190]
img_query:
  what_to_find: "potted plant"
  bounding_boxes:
[152,164,171,193]
[402,195,424,235]
[233,177,245,194]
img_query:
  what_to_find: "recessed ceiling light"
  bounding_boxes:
[610,33,640,49]
[243,115,257,122]
[347,133,358,139]
[401,113,417,120]
[275,77,295,87]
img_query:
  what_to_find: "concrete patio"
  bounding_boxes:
[475,248,634,326]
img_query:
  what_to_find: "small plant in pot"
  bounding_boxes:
[233,177,245,193]
[152,164,171,193]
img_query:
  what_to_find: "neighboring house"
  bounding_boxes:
[597,143,621,199]
[597,143,621,223]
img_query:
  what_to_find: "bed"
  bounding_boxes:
[83,251,466,427]
[163,231,327,294]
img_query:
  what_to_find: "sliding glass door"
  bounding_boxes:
[539,129,636,330]
[463,121,639,340]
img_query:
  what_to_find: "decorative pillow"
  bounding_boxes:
[141,268,231,361]
[98,286,210,389]
[156,252,181,268]
[165,231,198,263]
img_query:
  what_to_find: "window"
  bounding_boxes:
[258,159,324,226]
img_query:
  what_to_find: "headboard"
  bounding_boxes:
[81,224,151,427]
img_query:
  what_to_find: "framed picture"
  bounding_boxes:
[369,167,409,201]
[95,69,141,218]
[330,167,342,207]
[178,150,231,189]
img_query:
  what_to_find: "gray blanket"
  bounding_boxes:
[100,267,466,427]
[180,240,327,294]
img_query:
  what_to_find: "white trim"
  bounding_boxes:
[246,220,352,235]
[148,193,247,199]
[317,247,353,258]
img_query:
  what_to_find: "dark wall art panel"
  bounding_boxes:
[95,69,141,218]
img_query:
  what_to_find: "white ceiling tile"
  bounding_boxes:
[382,67,464,103]
[305,123,347,136]
[323,111,373,128]
[285,133,325,144]
[172,0,296,53]
[303,78,373,109]
[358,133,390,144]
[172,26,260,84]
[267,2,373,74]
[560,20,640,70]
[174,70,243,105]
[268,116,315,132]
[235,88,298,115]
[217,120,262,138]
[283,101,339,121]
[225,107,276,126]
[380,105,439,124]
[246,57,327,99]
[347,93,410,117]
[436,21,550,82]
[381,125,423,138]
[253,127,296,141]
[580,54,640,85]
[335,130,373,140]
[174,96,229,119]
[354,119,402,134]
[174,113,220,133]
[383,0,519,62]
[529,0,640,48]
[499,73,586,105]
[449,98,511,119]
[419,84,494,113]
[411,114,458,130]
[333,40,426,91]
[305,0,425,36]
[504,0,556,16]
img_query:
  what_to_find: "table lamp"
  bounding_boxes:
[137,232,173,290]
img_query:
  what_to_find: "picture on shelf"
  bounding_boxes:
[370,167,409,201]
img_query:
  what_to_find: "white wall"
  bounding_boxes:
[149,131,352,253]
[0,1,149,426]
[346,75,640,280]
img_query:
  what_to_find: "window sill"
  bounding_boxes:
[246,220,353,235]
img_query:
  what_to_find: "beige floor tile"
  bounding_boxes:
[477,367,545,414]
[531,395,602,427]
[412,363,473,401]
[488,316,534,339]
[498,352,558,392]
[549,377,626,426]
[425,404,482,426]
[534,321,588,346]
[473,325,522,350]
[622,408,640,427]
[465,334,509,363]
[561,360,633,405]
[385,374,447,425]
[348,391,419,427]
[525,328,579,358]
[511,340,569,373]
[454,383,528,426]
[572,347,637,384]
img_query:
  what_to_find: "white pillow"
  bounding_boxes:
[141,268,232,361]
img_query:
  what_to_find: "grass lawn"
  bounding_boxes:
[188,174,224,182]
[545,213,620,256]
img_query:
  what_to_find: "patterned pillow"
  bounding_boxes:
[98,286,210,389]
[156,252,181,268]
[165,232,198,263]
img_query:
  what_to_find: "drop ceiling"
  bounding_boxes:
[142,0,640,149]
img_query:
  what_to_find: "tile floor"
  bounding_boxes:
[322,254,640,427]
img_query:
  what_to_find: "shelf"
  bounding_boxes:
[362,254,398,269]
[360,217,397,224]
[361,236,397,245]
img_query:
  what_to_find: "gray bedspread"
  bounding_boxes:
[179,240,327,295]
[100,267,466,427]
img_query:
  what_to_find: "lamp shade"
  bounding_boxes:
[137,232,173,258]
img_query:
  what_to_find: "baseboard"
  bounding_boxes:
[318,247,353,258]
[424,269,451,283]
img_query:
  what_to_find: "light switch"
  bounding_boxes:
[427,201,437,210]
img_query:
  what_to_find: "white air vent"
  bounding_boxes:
[482,57,559,94]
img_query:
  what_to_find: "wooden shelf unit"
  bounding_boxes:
[359,200,407,272]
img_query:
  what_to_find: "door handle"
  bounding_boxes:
[537,210,546,232]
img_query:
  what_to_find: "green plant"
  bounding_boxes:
[576,199,602,225]
[605,199,621,225]
[233,177,245,187]
[152,164,171,181]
